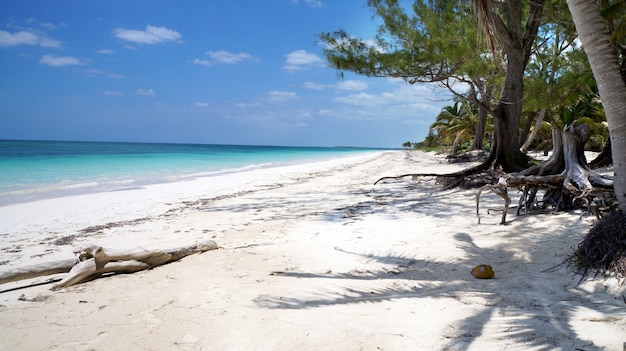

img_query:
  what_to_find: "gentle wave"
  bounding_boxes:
[63,181,100,189]
[0,140,385,206]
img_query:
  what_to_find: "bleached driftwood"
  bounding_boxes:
[0,259,79,285]
[0,240,218,290]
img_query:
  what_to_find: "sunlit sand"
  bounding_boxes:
[0,151,623,350]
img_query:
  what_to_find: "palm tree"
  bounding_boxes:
[568,92,609,152]
[567,0,626,213]
[430,100,480,154]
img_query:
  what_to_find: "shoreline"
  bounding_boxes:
[0,150,624,350]
[0,145,383,207]
[0,151,387,269]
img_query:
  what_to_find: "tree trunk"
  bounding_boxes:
[519,111,536,149]
[589,138,612,169]
[520,107,547,153]
[472,105,488,150]
[492,103,529,172]
[485,0,543,172]
[472,86,491,150]
[567,0,626,213]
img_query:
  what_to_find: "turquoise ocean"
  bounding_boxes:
[0,140,383,206]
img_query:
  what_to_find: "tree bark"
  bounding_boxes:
[567,0,626,213]
[520,107,547,153]
[481,0,544,172]
[471,82,492,150]
[589,138,612,169]
[472,104,488,150]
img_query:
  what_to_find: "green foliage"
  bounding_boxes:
[428,99,492,154]
[319,0,498,88]
[320,1,623,152]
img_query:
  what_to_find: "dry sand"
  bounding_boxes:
[0,151,624,350]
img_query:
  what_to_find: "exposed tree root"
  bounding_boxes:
[376,124,615,225]
[476,178,510,225]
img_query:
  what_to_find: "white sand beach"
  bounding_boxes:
[0,151,624,350]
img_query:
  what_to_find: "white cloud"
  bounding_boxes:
[39,54,83,67]
[283,50,325,72]
[192,58,212,66]
[85,68,125,79]
[194,102,209,107]
[335,80,368,91]
[0,30,61,48]
[85,68,105,76]
[267,91,299,103]
[207,50,257,64]
[193,50,258,66]
[303,81,327,90]
[136,88,155,96]
[327,83,446,123]
[292,0,325,8]
[24,17,64,30]
[40,22,57,30]
[333,92,384,106]
[114,25,181,44]
[97,49,114,54]
[103,90,123,96]
[334,84,433,106]
[303,80,368,91]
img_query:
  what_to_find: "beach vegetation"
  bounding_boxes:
[428,98,493,154]
[322,0,626,278]
[320,0,498,152]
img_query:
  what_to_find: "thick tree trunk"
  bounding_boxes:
[567,0,626,213]
[492,104,529,172]
[562,124,593,191]
[487,0,540,172]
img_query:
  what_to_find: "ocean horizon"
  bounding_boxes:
[0,139,385,206]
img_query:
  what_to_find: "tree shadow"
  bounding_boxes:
[248,180,623,350]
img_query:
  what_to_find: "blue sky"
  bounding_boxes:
[0,0,451,148]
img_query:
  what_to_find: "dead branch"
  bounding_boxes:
[0,240,218,291]
[51,239,218,290]
[374,173,450,185]
[476,178,511,225]
[0,259,79,285]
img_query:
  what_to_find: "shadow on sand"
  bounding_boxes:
[249,179,623,351]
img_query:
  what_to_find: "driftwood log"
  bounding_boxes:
[0,240,218,290]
